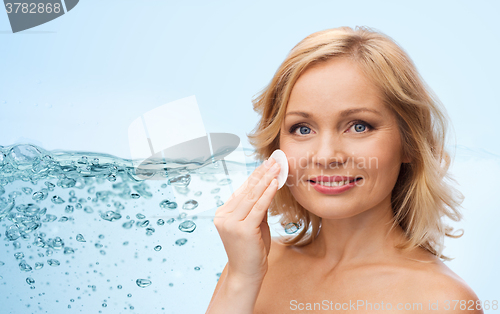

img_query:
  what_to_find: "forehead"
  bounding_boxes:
[286,58,386,116]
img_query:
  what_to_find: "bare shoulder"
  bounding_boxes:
[404,258,483,313]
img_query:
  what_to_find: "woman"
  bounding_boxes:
[206,26,482,313]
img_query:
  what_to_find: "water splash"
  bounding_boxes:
[0,143,260,312]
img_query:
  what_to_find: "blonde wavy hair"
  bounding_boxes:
[246,26,464,261]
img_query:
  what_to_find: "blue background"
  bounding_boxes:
[1,0,499,312]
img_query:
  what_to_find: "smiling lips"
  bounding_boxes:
[308,176,362,194]
[309,175,361,183]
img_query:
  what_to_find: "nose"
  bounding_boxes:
[310,134,350,170]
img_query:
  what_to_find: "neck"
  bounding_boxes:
[301,193,408,268]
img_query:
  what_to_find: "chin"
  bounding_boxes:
[293,198,361,218]
[311,207,364,220]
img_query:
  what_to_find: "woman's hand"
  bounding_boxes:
[213,157,280,284]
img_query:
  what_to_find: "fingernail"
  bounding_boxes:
[264,158,274,168]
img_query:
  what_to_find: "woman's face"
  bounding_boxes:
[279,57,409,219]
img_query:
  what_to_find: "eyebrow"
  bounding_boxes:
[285,108,382,118]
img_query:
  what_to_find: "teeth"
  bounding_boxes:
[315,180,351,187]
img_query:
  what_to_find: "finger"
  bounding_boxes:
[231,162,280,221]
[218,157,276,217]
[246,178,278,227]
[227,158,274,202]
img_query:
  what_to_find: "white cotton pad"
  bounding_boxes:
[269,149,289,190]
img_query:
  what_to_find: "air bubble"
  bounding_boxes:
[182,200,198,211]
[136,279,151,288]
[159,200,177,210]
[19,260,32,271]
[122,220,135,229]
[284,222,300,234]
[47,259,60,267]
[76,234,86,242]
[178,220,196,233]
[175,238,187,246]
[51,195,65,204]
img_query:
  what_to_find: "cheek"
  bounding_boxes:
[356,131,401,160]
[356,137,402,183]
[357,145,391,170]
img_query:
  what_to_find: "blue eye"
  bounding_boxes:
[289,124,311,135]
[350,120,373,133]
[289,120,373,136]
[298,126,311,135]
[353,123,366,132]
